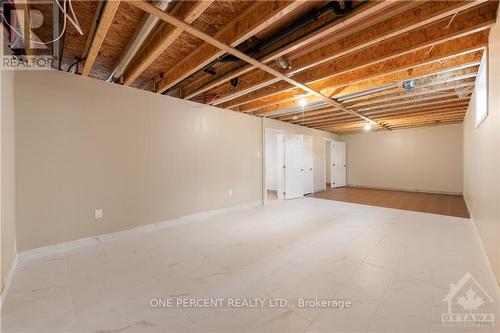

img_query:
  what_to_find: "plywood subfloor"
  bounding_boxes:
[307,186,470,218]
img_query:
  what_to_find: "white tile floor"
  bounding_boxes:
[2,198,499,333]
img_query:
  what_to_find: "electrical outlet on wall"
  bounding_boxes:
[94,209,103,220]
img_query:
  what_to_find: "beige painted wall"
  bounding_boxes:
[341,124,464,194]
[263,118,338,193]
[14,70,262,251]
[463,16,500,283]
[1,69,17,292]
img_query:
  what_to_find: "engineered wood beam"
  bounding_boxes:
[222,33,487,111]
[250,56,481,115]
[182,0,398,99]
[122,0,214,86]
[14,0,33,56]
[209,0,488,105]
[288,97,472,124]
[273,94,469,121]
[129,0,386,128]
[364,100,471,117]
[301,108,468,127]
[348,80,476,110]
[82,0,121,77]
[214,2,496,109]
[291,106,470,127]
[383,114,467,125]
[332,118,466,133]
[303,99,471,129]
[356,95,468,113]
[358,100,471,121]
[342,68,478,106]
[318,113,466,132]
[81,1,105,62]
[108,0,170,81]
[154,0,307,94]
[388,120,465,129]
[248,42,487,116]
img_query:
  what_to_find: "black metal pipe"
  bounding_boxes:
[194,1,362,82]
[244,0,352,58]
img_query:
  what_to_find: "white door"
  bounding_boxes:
[332,141,346,187]
[284,135,304,199]
[276,134,285,200]
[303,136,313,195]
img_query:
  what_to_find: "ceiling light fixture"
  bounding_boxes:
[292,116,299,120]
[402,80,416,91]
[298,98,308,108]
[364,123,372,131]
[275,57,292,70]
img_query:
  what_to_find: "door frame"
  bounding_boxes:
[332,141,346,188]
[302,135,314,195]
[324,138,333,190]
[284,134,305,200]
[263,128,285,204]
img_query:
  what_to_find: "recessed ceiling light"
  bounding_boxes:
[364,123,372,131]
[298,98,307,108]
[292,116,299,120]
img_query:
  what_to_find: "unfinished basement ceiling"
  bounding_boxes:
[19,0,499,134]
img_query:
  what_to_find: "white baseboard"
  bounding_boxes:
[463,195,500,288]
[347,184,463,196]
[1,254,18,308]
[17,201,262,263]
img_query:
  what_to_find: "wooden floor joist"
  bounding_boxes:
[207,0,488,106]
[220,31,488,112]
[238,49,483,114]
[81,0,121,77]
[243,36,489,116]
[181,0,398,99]
[210,1,495,108]
[154,0,307,94]
[128,0,389,129]
[122,0,214,86]
[42,0,497,134]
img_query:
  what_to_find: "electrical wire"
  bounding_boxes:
[67,57,85,72]
[1,0,82,46]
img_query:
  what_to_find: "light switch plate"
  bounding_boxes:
[94,209,103,220]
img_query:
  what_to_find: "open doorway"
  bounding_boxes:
[265,131,314,202]
[265,129,284,202]
[324,139,347,189]
[332,141,346,187]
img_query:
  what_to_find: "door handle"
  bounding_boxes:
[309,168,312,171]
[300,169,304,171]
